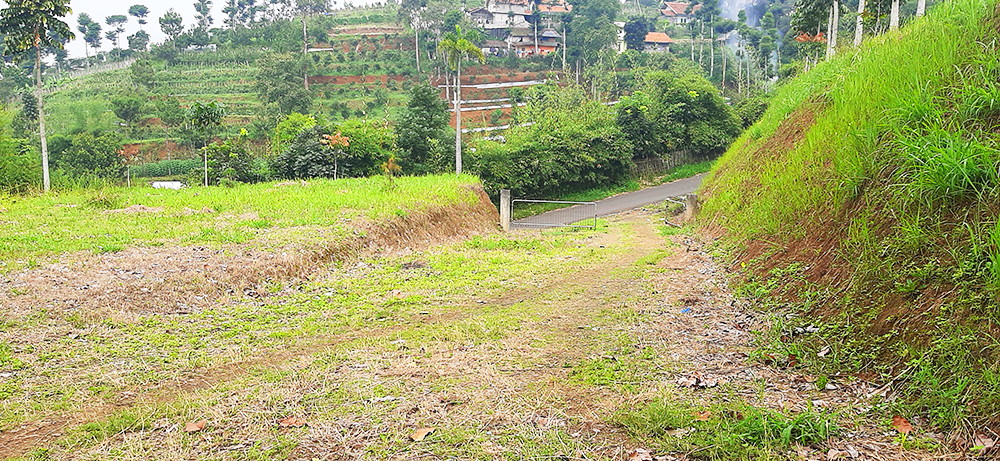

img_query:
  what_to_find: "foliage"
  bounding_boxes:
[0,128,38,194]
[158,8,184,42]
[205,131,257,184]
[272,112,317,155]
[110,95,145,132]
[0,0,74,57]
[131,158,200,178]
[52,130,124,179]
[623,17,652,51]
[644,69,741,156]
[615,90,657,159]
[395,84,449,174]
[187,100,225,146]
[255,54,313,115]
[272,118,395,180]
[703,0,1000,431]
[471,85,633,197]
[337,118,397,178]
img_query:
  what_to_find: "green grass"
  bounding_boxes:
[618,399,840,460]
[702,0,1000,435]
[0,174,481,272]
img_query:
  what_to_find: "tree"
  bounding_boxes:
[623,17,651,51]
[254,54,313,115]
[76,13,94,63]
[55,130,124,179]
[128,4,149,30]
[194,0,214,29]
[395,84,449,173]
[437,26,484,175]
[187,101,225,186]
[111,95,144,134]
[85,20,102,54]
[0,0,74,192]
[128,30,150,51]
[159,9,184,44]
[105,14,127,49]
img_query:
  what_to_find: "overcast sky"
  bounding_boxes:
[61,0,374,59]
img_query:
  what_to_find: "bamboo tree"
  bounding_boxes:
[437,26,484,175]
[0,0,74,192]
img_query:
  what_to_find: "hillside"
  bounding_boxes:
[701,0,1000,439]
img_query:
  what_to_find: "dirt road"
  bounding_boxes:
[1,208,927,460]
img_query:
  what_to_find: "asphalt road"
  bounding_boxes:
[512,173,705,228]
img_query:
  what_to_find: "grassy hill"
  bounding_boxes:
[700,0,1000,435]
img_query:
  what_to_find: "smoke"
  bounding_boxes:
[717,0,768,27]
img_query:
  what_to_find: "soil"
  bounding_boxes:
[0,205,951,459]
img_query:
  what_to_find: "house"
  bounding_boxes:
[506,27,562,57]
[481,39,509,56]
[614,20,626,52]
[468,7,493,27]
[643,32,673,52]
[659,1,700,24]
[471,0,572,35]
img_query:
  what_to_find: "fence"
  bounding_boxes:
[499,190,598,230]
[630,151,694,177]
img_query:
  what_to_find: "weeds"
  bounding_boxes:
[619,399,839,460]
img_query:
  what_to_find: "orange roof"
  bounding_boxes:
[644,32,673,43]
[538,4,571,12]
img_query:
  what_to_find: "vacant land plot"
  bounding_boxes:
[2,184,939,459]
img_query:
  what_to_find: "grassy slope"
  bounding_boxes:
[0,174,482,272]
[701,0,1000,433]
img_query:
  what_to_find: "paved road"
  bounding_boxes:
[513,173,705,228]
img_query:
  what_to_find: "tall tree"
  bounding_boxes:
[853,0,866,46]
[76,13,94,63]
[105,14,127,48]
[127,30,150,51]
[254,53,313,114]
[194,0,214,29]
[0,0,74,192]
[622,16,650,51]
[437,26,484,175]
[159,9,184,43]
[128,5,149,30]
[85,21,102,52]
[223,0,241,28]
[396,84,449,172]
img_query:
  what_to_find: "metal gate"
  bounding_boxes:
[509,199,598,229]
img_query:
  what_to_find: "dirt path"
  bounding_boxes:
[2,209,932,460]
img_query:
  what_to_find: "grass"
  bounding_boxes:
[0,174,480,272]
[512,159,714,219]
[702,0,1000,434]
[618,399,840,460]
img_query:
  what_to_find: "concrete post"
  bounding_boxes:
[500,189,511,231]
[683,193,699,221]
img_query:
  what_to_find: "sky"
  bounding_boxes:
[64,0,216,58]
[60,0,374,59]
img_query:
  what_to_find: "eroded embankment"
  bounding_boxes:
[699,0,1000,446]
[0,185,498,319]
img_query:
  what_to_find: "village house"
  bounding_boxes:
[470,0,572,40]
[643,31,673,52]
[659,1,700,24]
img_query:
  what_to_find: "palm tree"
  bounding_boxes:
[0,0,74,192]
[437,26,484,175]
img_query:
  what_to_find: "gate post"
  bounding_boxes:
[500,189,511,231]
[683,193,699,221]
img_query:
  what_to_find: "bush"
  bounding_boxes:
[470,85,633,197]
[0,139,39,194]
[206,132,257,184]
